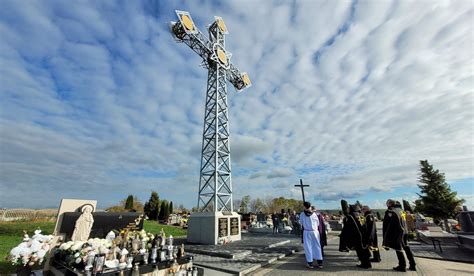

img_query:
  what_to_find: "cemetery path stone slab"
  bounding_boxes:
[180,232,303,275]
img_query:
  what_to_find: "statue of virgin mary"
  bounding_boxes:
[71,204,94,241]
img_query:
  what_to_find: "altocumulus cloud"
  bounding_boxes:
[0,0,473,209]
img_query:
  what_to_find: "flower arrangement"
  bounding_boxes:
[55,229,156,270]
[56,238,112,268]
[8,230,54,267]
[217,236,232,245]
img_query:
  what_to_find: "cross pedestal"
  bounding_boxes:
[187,212,241,245]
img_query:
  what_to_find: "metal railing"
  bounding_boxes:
[0,208,57,221]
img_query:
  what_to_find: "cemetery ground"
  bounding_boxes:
[0,220,186,274]
[251,223,474,276]
[251,237,474,276]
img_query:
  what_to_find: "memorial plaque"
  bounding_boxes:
[230,217,239,235]
[218,218,228,237]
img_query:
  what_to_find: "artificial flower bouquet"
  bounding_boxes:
[7,230,53,273]
[55,238,112,269]
[53,229,155,271]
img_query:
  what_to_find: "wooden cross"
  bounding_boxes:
[294,179,309,203]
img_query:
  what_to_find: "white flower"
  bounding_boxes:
[74,252,80,258]
[30,240,41,252]
[18,247,32,257]
[71,241,85,251]
[99,246,109,254]
[22,256,29,265]
[37,249,46,259]
[75,257,82,264]
[10,246,21,258]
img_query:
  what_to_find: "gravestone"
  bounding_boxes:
[256,213,266,223]
[458,211,474,233]
[60,212,144,241]
[54,199,97,236]
[45,199,97,273]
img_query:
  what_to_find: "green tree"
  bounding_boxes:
[169,201,174,214]
[250,198,265,213]
[159,200,169,221]
[240,195,251,213]
[125,195,134,210]
[414,160,464,232]
[144,191,160,220]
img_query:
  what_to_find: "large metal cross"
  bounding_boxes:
[294,179,309,203]
[170,11,251,213]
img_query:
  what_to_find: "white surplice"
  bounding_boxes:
[299,211,323,262]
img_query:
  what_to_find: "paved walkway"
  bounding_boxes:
[251,236,474,276]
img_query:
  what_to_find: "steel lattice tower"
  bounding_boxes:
[170,11,251,213]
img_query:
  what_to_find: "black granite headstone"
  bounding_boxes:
[459,211,474,233]
[59,212,144,241]
[256,213,266,222]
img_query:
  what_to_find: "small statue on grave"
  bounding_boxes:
[177,244,185,258]
[71,204,94,241]
[119,248,129,266]
[160,229,166,247]
[132,237,140,254]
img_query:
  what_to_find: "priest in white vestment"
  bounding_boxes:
[299,201,323,269]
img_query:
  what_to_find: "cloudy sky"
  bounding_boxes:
[1,0,473,210]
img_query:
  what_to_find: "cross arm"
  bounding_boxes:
[226,63,251,91]
[171,21,213,64]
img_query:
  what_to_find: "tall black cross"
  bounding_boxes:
[294,179,309,203]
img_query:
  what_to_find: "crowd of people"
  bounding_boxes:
[299,199,416,272]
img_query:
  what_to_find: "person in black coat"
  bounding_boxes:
[361,205,381,262]
[340,204,371,269]
[338,200,350,252]
[383,199,416,272]
[271,211,280,234]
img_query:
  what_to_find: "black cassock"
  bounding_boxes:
[339,206,365,251]
[382,207,406,251]
[363,212,378,248]
[364,211,381,261]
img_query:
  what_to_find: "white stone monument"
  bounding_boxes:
[187,212,241,245]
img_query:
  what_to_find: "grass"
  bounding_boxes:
[0,220,186,274]
[143,221,187,237]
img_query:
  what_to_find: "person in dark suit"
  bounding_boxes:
[383,199,416,272]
